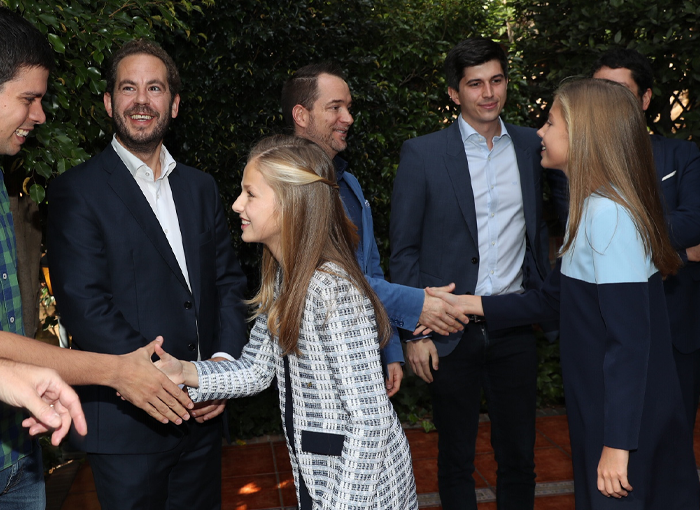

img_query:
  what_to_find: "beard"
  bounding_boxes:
[112,102,172,155]
[306,115,347,156]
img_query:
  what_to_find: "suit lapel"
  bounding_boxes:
[444,121,479,248]
[169,167,201,300]
[508,124,538,248]
[103,147,190,292]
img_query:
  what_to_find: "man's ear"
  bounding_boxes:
[292,104,309,129]
[171,94,180,119]
[103,93,113,118]
[641,88,652,111]
[447,87,461,106]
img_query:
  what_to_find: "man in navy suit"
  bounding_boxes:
[281,63,470,397]
[588,49,700,428]
[47,40,248,510]
[390,39,551,510]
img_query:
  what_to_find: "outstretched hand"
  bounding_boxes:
[416,283,470,336]
[425,287,484,317]
[153,342,185,385]
[0,359,87,446]
[115,337,193,425]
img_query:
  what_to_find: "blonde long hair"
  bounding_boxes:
[557,79,679,276]
[245,135,392,354]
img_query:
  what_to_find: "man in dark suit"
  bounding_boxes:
[588,49,700,428]
[47,40,248,510]
[390,38,551,510]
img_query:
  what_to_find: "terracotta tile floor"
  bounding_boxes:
[49,409,700,509]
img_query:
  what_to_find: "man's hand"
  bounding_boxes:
[687,244,700,262]
[190,356,229,423]
[0,359,88,446]
[405,338,439,383]
[116,337,193,425]
[386,362,403,397]
[425,287,484,316]
[417,283,470,336]
[597,446,632,498]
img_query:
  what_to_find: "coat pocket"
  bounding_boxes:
[301,430,345,456]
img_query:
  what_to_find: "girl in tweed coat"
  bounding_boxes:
[157,135,418,509]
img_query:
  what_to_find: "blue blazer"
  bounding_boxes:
[390,120,550,356]
[547,135,700,353]
[338,168,423,364]
[47,145,248,454]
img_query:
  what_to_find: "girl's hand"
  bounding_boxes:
[154,343,186,385]
[597,446,632,498]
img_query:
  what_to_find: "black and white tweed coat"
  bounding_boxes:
[189,263,418,509]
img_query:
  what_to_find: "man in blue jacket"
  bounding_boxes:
[281,63,468,396]
[592,49,700,428]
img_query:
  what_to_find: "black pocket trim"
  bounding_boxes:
[300,430,345,456]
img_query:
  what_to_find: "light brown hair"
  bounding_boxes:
[246,135,391,354]
[557,78,679,276]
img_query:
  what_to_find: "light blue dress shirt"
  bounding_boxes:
[457,115,526,296]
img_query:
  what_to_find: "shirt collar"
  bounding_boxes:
[457,115,510,145]
[333,155,348,182]
[111,135,177,180]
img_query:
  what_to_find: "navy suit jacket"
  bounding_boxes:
[390,120,551,356]
[548,135,700,353]
[652,135,700,353]
[47,145,248,454]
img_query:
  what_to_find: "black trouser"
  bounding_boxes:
[430,324,537,510]
[89,418,223,510]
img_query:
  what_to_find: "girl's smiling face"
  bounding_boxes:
[537,99,569,175]
[232,159,282,260]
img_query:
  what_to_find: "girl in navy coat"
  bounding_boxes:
[429,79,699,509]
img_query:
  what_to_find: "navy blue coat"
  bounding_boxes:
[390,120,551,356]
[47,145,248,454]
[548,135,700,353]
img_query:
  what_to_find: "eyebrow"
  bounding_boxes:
[466,74,505,85]
[19,91,45,98]
[117,79,167,89]
[324,99,349,107]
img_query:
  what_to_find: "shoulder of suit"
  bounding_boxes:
[651,133,700,155]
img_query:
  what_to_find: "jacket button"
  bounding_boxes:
[471,257,478,264]
[184,301,192,309]
[188,343,196,351]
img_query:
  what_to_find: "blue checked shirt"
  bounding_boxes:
[0,171,31,471]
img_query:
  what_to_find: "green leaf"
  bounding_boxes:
[47,33,65,54]
[29,184,45,204]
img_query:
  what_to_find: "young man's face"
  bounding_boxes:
[104,53,179,154]
[296,73,353,159]
[448,59,507,133]
[0,65,49,156]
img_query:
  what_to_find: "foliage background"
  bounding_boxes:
[3,0,698,436]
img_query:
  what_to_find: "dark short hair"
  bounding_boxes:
[444,38,508,90]
[281,62,346,129]
[0,6,55,90]
[591,48,653,98]
[106,39,181,96]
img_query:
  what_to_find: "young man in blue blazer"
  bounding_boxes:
[390,39,551,510]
